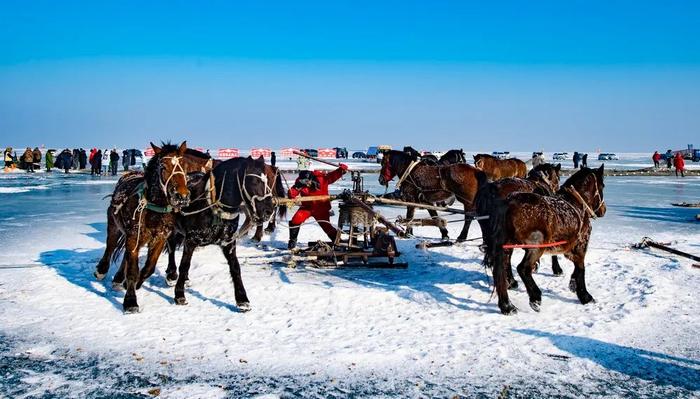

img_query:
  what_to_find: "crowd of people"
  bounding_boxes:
[2,146,140,175]
[652,150,686,177]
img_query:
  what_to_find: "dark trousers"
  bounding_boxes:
[676,168,685,177]
[110,162,117,176]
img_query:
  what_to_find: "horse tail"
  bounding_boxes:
[273,171,287,220]
[475,181,499,266]
[111,233,126,264]
[487,198,509,286]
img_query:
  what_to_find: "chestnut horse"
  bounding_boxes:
[473,153,527,180]
[94,144,213,291]
[94,142,212,313]
[379,150,486,241]
[475,163,563,282]
[487,166,606,315]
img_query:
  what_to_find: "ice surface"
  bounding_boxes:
[0,171,698,397]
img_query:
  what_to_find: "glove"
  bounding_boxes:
[293,180,305,189]
[339,163,349,171]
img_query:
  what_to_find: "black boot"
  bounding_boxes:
[288,225,300,250]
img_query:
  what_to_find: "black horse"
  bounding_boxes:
[167,156,276,311]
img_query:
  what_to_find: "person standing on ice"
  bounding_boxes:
[22,147,35,173]
[673,152,685,177]
[109,149,119,176]
[45,149,54,172]
[652,151,661,168]
[287,164,349,249]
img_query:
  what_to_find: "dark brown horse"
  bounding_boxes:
[93,142,212,313]
[94,144,213,290]
[476,163,563,282]
[379,150,486,241]
[487,166,606,315]
[473,153,527,180]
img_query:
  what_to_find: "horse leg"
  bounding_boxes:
[165,234,181,286]
[252,225,263,243]
[112,258,126,291]
[568,251,594,305]
[221,242,250,312]
[551,255,563,276]
[428,209,449,240]
[506,252,518,290]
[495,249,517,315]
[137,238,166,290]
[516,249,543,312]
[122,237,142,313]
[174,242,195,305]
[95,217,120,280]
[405,206,415,236]
[265,209,276,233]
[456,202,472,242]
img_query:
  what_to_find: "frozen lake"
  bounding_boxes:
[0,171,699,397]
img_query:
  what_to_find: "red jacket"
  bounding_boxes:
[674,155,685,169]
[652,153,661,162]
[289,168,345,210]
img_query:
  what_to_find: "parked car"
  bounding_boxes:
[532,151,543,158]
[492,151,510,160]
[334,147,348,159]
[598,153,619,160]
[303,149,319,158]
[352,151,366,159]
[366,146,379,159]
[553,152,569,160]
[693,149,700,162]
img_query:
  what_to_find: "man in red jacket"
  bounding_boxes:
[287,164,348,249]
[674,152,685,177]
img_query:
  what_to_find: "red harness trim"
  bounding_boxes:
[503,241,567,249]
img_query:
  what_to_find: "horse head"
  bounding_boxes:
[240,157,276,226]
[379,150,415,187]
[562,165,606,218]
[149,141,191,211]
[528,163,562,193]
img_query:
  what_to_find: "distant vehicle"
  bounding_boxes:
[492,151,510,160]
[334,147,348,159]
[693,149,700,162]
[352,151,366,159]
[532,151,543,158]
[553,152,569,160]
[303,149,319,158]
[598,153,619,161]
[366,146,379,159]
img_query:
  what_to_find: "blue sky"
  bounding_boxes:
[1,1,699,151]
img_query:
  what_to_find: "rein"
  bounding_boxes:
[395,160,420,189]
[159,155,187,196]
[564,176,604,219]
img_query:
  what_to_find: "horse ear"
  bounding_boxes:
[258,155,264,161]
[598,164,605,175]
[473,155,477,160]
[151,142,161,155]
[555,163,561,172]
[177,141,187,156]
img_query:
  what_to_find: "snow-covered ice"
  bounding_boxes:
[0,170,699,397]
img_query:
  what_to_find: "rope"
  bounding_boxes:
[503,241,567,249]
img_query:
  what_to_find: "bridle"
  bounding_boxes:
[565,174,605,219]
[238,168,273,221]
[159,155,187,197]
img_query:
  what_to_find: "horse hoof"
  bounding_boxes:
[569,279,577,292]
[185,279,192,287]
[94,271,106,281]
[112,281,125,291]
[264,227,275,234]
[135,280,144,290]
[579,294,595,305]
[237,302,251,312]
[508,280,519,290]
[251,237,261,243]
[123,305,140,314]
[174,297,188,306]
[500,303,518,315]
[530,300,541,312]
[165,277,178,287]
[553,269,564,277]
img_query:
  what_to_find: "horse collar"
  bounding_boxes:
[396,160,420,189]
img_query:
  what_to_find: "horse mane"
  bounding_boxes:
[474,153,495,160]
[184,148,210,159]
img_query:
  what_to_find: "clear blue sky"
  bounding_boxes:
[1,0,699,151]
